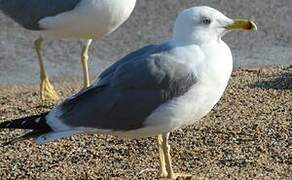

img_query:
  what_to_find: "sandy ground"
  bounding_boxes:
[0,66,291,179]
[0,0,291,85]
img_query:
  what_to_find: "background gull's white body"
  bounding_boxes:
[39,0,137,39]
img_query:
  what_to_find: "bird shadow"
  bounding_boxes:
[251,72,292,90]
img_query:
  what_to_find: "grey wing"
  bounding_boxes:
[97,43,172,85]
[55,47,197,131]
[0,0,81,30]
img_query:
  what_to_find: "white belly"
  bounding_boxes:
[39,0,136,39]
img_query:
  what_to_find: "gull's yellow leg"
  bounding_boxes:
[159,133,175,179]
[158,133,192,179]
[158,134,168,178]
[34,37,60,102]
[81,39,92,88]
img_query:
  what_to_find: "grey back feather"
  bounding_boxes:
[57,43,197,131]
[97,44,170,86]
[0,0,81,30]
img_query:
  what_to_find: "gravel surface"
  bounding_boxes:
[0,66,291,179]
[0,0,291,85]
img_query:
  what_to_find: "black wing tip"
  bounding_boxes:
[0,121,12,129]
[0,112,51,130]
[0,112,52,147]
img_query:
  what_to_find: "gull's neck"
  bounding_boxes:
[172,27,222,46]
[170,35,223,47]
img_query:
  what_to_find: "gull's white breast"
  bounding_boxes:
[39,0,136,39]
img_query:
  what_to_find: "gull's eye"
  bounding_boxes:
[201,17,211,25]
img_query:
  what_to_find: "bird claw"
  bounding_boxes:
[40,77,60,102]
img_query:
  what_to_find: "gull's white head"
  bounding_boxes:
[173,6,257,44]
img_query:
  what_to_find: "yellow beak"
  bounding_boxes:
[226,19,257,31]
